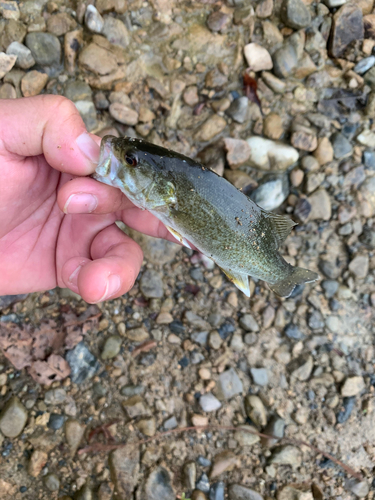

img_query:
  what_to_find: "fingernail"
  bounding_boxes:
[68,265,82,287]
[76,132,100,163]
[64,193,98,214]
[99,274,121,302]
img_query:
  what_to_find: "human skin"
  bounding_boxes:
[0,95,175,303]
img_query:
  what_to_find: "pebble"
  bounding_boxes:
[346,479,370,498]
[226,97,249,124]
[109,102,138,126]
[244,395,267,427]
[194,114,226,141]
[44,474,60,492]
[208,330,223,350]
[102,17,129,48]
[0,52,16,78]
[65,418,85,455]
[228,484,264,500]
[363,150,375,168]
[209,481,225,500]
[21,70,48,97]
[0,396,28,438]
[331,132,353,159]
[246,137,299,171]
[330,3,364,58]
[193,491,208,500]
[207,11,230,32]
[210,451,238,478]
[291,130,317,152]
[66,342,100,384]
[272,43,299,79]
[239,314,259,332]
[218,368,243,399]
[278,486,313,500]
[140,270,164,298]
[79,43,117,75]
[290,169,304,187]
[74,100,97,132]
[6,41,34,69]
[341,376,365,397]
[322,280,339,298]
[308,189,332,221]
[250,368,268,386]
[262,416,285,447]
[135,417,156,437]
[101,335,122,360]
[28,449,48,477]
[109,447,139,498]
[183,461,196,490]
[281,0,311,29]
[44,388,67,405]
[0,0,19,20]
[183,85,199,107]
[249,174,289,211]
[196,473,210,493]
[308,310,325,330]
[223,138,251,168]
[284,323,304,340]
[263,113,283,140]
[244,43,273,72]
[256,0,273,18]
[288,354,313,381]
[336,396,356,423]
[234,425,260,446]
[25,32,61,65]
[85,5,104,33]
[122,395,149,418]
[349,254,369,279]
[269,445,302,468]
[47,413,65,430]
[205,68,228,89]
[354,55,375,74]
[199,393,222,412]
[120,384,144,397]
[262,71,286,93]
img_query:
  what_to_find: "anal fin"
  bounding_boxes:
[166,226,192,249]
[220,267,250,297]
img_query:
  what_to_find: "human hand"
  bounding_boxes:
[0,95,174,303]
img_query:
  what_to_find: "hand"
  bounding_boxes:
[0,95,173,303]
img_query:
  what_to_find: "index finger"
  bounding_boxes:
[0,95,100,176]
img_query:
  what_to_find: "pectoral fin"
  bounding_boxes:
[219,267,250,297]
[166,226,192,249]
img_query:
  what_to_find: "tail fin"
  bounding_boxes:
[268,266,319,298]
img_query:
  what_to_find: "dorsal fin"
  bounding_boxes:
[261,209,297,248]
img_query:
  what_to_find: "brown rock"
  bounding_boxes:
[308,188,331,221]
[21,70,48,97]
[290,169,304,187]
[64,30,83,74]
[47,13,77,36]
[210,450,238,478]
[263,113,283,140]
[122,396,149,419]
[293,52,317,79]
[341,376,365,396]
[65,419,85,455]
[28,449,48,477]
[87,66,127,90]
[79,43,118,75]
[194,114,226,142]
[313,137,334,165]
[96,0,127,13]
[223,137,252,168]
[330,3,364,58]
[109,102,139,125]
[256,0,273,18]
[0,1,19,20]
[135,418,156,437]
[291,130,317,152]
[0,20,27,50]
[0,52,16,78]
[359,0,374,15]
[183,85,199,106]
[224,170,256,190]
[0,82,16,98]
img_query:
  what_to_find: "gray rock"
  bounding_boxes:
[102,16,129,48]
[261,416,285,447]
[144,466,175,500]
[272,44,299,78]
[322,280,339,298]
[47,413,65,430]
[239,314,259,332]
[226,96,248,123]
[330,3,364,58]
[354,56,375,74]
[346,479,369,498]
[163,415,178,430]
[269,445,302,467]
[0,294,28,310]
[0,396,28,438]
[85,5,104,33]
[109,447,140,499]
[307,310,325,330]
[250,368,268,386]
[331,132,353,159]
[64,81,92,102]
[140,269,164,298]
[6,41,35,69]
[120,384,145,397]
[234,425,260,446]
[199,393,222,412]
[287,354,313,381]
[25,32,61,65]
[209,481,225,500]
[244,395,267,427]
[44,474,60,491]
[284,323,304,340]
[122,395,149,418]
[218,368,243,399]
[228,484,264,500]
[280,0,311,29]
[101,335,122,360]
[191,331,209,345]
[44,388,67,405]
[196,473,210,493]
[249,174,289,211]
[74,100,97,132]
[336,396,356,423]
[363,150,375,169]
[183,461,196,490]
[66,342,100,384]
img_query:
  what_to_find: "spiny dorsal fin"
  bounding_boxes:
[261,209,297,248]
[219,266,250,297]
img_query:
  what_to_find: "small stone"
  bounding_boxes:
[244,395,267,427]
[47,413,65,430]
[239,314,259,332]
[47,12,76,36]
[109,102,138,126]
[44,388,67,405]
[313,137,334,165]
[290,169,304,187]
[308,189,331,221]
[144,466,175,500]
[226,97,248,123]
[250,174,289,211]
[21,70,48,97]
[250,368,268,386]
[44,474,60,492]
[196,473,210,493]
[223,138,252,168]
[346,479,370,498]
[199,393,222,412]
[65,419,85,455]
[0,82,16,98]
[288,354,313,381]
[0,0,19,20]
[244,43,273,72]
[284,323,304,340]
[183,86,199,106]
[256,0,273,18]
[156,312,173,324]
[135,417,156,437]
[0,52,16,78]
[207,11,230,32]
[25,32,61,66]
[356,129,375,148]
[291,130,317,152]
[281,0,311,29]
[28,449,48,477]
[234,425,260,446]
[330,3,364,58]
[0,396,27,438]
[294,407,309,425]
[191,414,209,427]
[208,330,223,350]
[262,71,286,93]
[354,55,375,74]
[228,484,264,500]
[64,29,83,74]
[6,42,34,69]
[210,451,237,478]
[308,310,325,330]
[122,395,149,418]
[269,445,302,468]
[277,486,313,500]
[272,44,299,79]
[79,43,117,75]
[101,335,122,360]
[331,132,353,159]
[263,113,283,140]
[349,254,369,279]
[209,481,225,500]
[183,461,196,490]
[98,482,114,500]
[336,396,356,423]
[194,114,226,142]
[109,447,139,499]
[246,137,299,171]
[66,342,100,384]
[85,5,104,33]
[120,385,145,397]
[218,368,243,399]
[192,490,208,500]
[262,416,285,447]
[341,376,365,397]
[322,280,339,298]
[224,170,256,190]
[140,270,164,298]
[205,68,228,88]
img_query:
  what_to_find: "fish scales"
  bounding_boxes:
[93,136,319,297]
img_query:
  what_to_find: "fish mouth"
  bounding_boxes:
[92,136,119,186]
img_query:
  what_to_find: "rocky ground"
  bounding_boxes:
[1,0,375,498]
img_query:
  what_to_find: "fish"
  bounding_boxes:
[92,135,319,298]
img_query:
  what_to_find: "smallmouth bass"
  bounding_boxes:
[93,136,319,297]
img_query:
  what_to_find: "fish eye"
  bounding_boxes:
[125,153,138,167]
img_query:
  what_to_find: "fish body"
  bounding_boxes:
[93,136,319,297]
